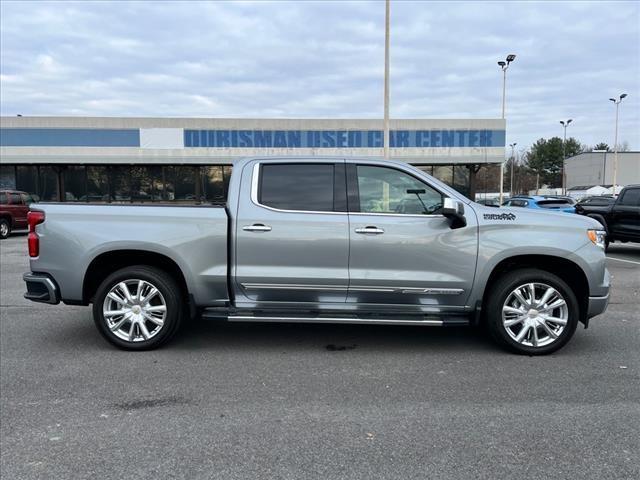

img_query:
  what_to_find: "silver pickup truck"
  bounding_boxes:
[23,157,610,354]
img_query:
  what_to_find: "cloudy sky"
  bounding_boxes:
[1,0,638,153]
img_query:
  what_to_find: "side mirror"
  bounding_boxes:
[442,198,466,229]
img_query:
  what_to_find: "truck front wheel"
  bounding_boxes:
[92,266,184,350]
[485,269,579,355]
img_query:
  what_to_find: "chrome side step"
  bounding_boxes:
[201,311,469,327]
[228,316,446,326]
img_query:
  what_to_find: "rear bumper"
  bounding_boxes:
[23,272,60,305]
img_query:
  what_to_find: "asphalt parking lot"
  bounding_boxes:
[1,232,638,480]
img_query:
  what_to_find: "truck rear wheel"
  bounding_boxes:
[92,266,184,350]
[485,269,579,355]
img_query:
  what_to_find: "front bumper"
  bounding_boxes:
[23,272,60,305]
[586,265,610,320]
[587,293,610,319]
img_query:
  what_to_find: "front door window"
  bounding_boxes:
[356,165,443,215]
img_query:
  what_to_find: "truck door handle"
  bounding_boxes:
[355,226,385,234]
[243,224,272,232]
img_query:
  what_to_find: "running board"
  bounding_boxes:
[201,311,469,327]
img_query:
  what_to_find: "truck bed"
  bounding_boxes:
[29,203,229,306]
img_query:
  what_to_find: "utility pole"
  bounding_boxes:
[560,119,572,195]
[383,0,390,159]
[609,93,627,195]
[498,54,516,203]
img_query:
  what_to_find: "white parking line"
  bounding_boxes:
[607,256,640,266]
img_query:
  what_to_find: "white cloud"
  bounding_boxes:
[0,0,638,151]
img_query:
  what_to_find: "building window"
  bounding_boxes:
[416,165,434,176]
[38,166,60,201]
[63,166,87,202]
[6,163,234,204]
[165,166,198,202]
[131,165,163,202]
[87,166,110,202]
[201,166,225,203]
[453,165,470,198]
[16,166,39,199]
[109,166,132,203]
[0,165,16,190]
[432,165,454,186]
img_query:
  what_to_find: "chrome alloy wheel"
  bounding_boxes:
[102,279,167,342]
[0,222,8,237]
[502,282,569,348]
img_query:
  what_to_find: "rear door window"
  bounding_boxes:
[618,188,640,206]
[259,163,336,212]
[9,193,22,205]
[0,193,6,204]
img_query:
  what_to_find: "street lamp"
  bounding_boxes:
[509,142,517,196]
[560,119,572,194]
[609,93,627,195]
[498,54,516,204]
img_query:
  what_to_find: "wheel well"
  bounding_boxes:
[483,255,590,323]
[83,250,189,304]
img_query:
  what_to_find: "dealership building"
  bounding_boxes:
[0,116,505,203]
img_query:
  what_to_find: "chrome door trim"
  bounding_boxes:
[249,161,444,217]
[242,283,348,292]
[402,288,464,295]
[241,283,463,295]
[350,286,464,295]
[349,211,444,218]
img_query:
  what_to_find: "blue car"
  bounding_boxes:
[502,195,576,213]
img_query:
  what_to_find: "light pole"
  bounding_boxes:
[509,142,517,196]
[609,93,627,195]
[383,0,390,159]
[498,54,516,204]
[560,119,572,194]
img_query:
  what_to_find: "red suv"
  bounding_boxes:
[0,190,36,239]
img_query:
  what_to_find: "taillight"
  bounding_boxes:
[27,211,45,258]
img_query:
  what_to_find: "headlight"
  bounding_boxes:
[587,229,607,249]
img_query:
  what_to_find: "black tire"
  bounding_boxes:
[92,266,184,350]
[0,218,11,239]
[485,268,579,355]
